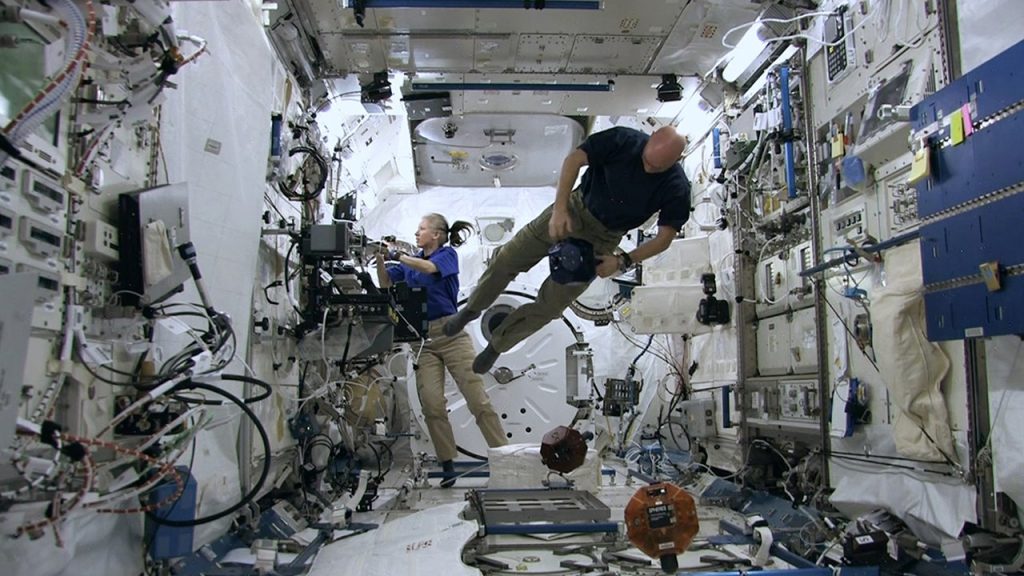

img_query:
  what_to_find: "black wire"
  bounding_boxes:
[77,351,142,387]
[263,281,281,305]
[146,382,271,528]
[75,97,128,106]
[456,445,488,461]
[613,323,685,382]
[631,335,655,368]
[173,374,272,405]
[279,146,328,202]
[660,419,691,452]
[132,348,150,380]
[823,296,961,470]
[378,441,394,478]
[78,306,229,389]
[282,240,303,315]
[76,347,168,389]
[299,362,310,399]
[366,442,384,483]
[829,450,947,465]
[149,303,207,312]
[303,435,334,474]
[314,90,363,114]
[263,193,290,224]
[823,296,879,372]
[830,453,954,477]
[339,322,353,375]
[156,311,234,378]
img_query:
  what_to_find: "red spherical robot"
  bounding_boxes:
[540,426,590,474]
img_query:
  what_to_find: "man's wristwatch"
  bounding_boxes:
[618,252,634,273]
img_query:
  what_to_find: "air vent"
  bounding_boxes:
[764,262,776,301]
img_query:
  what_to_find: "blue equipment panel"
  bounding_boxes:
[146,467,197,559]
[911,38,1024,341]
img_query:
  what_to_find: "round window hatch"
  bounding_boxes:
[483,222,507,242]
[480,151,518,172]
[480,304,516,342]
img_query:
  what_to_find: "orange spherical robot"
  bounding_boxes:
[624,482,700,573]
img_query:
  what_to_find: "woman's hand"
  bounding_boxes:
[377,242,401,261]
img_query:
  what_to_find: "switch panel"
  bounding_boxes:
[15,263,61,302]
[788,241,815,310]
[779,380,820,421]
[21,172,66,214]
[19,216,64,259]
[888,179,918,233]
[84,220,120,262]
[823,199,880,260]
[756,252,790,318]
[789,306,818,374]
[757,316,791,376]
[0,205,14,239]
[832,206,865,242]
[677,398,716,439]
[824,6,856,83]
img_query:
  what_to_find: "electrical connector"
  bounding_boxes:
[843,286,867,300]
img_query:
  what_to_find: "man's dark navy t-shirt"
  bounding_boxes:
[387,245,459,321]
[577,126,691,231]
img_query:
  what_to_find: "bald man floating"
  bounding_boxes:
[445,125,692,374]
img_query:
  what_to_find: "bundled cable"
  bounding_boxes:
[277,146,328,202]
[147,382,272,528]
[1,0,95,167]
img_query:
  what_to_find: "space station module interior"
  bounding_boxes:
[4,0,1024,574]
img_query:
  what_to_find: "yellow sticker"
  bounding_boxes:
[980,262,1002,292]
[831,134,846,158]
[950,109,965,145]
[907,146,930,185]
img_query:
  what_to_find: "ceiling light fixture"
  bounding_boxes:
[351,0,600,9]
[722,23,768,83]
[412,80,613,92]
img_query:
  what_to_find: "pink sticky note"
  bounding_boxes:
[962,104,974,136]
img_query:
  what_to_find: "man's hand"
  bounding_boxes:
[548,207,574,240]
[596,255,620,278]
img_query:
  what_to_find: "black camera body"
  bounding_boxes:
[696,273,730,326]
[697,296,730,326]
[549,238,596,285]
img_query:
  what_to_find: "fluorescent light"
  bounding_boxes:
[411,82,612,92]
[722,23,766,83]
[360,0,600,9]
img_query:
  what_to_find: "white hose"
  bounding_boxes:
[5,0,88,147]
